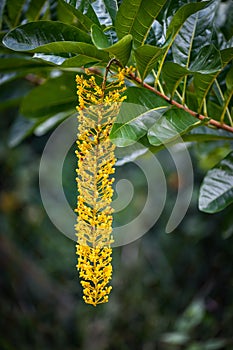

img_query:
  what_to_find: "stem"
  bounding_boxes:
[215,78,225,103]
[182,76,187,104]
[182,14,197,104]
[175,89,183,104]
[152,70,165,95]
[203,98,207,116]
[3,16,13,29]
[220,91,233,126]
[215,79,233,126]
[102,58,122,91]
[129,72,233,134]
[155,51,167,88]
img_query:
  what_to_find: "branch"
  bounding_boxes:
[102,58,120,91]
[129,73,233,134]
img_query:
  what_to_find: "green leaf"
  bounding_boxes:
[2,21,91,52]
[189,45,222,74]
[61,47,109,66]
[134,43,166,81]
[85,3,101,27]
[29,41,95,54]
[33,53,68,66]
[172,0,218,67]
[184,126,233,143]
[26,0,47,21]
[36,52,101,67]
[40,2,51,20]
[6,0,26,26]
[207,100,225,121]
[91,24,110,49]
[110,86,169,146]
[194,48,233,110]
[119,86,169,110]
[103,34,132,66]
[20,73,77,118]
[27,41,110,67]
[148,107,200,146]
[221,48,233,67]
[57,0,95,31]
[225,66,233,92]
[162,45,222,97]
[220,65,233,123]
[115,0,167,48]
[156,0,210,76]
[199,151,233,213]
[166,1,210,42]
[103,0,118,24]
[162,62,189,96]
[219,0,233,41]
[32,42,110,66]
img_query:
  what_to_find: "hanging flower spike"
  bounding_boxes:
[75,66,131,306]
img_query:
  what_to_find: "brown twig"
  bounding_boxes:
[129,72,233,134]
[101,58,122,91]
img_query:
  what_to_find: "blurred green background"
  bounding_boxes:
[1,105,233,350]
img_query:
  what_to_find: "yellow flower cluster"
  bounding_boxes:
[75,67,130,306]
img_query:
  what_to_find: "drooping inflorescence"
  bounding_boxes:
[75,66,131,306]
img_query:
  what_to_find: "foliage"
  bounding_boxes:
[1,0,233,213]
[0,0,233,348]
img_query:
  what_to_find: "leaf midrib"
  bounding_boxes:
[112,106,168,134]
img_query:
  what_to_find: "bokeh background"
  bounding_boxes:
[0,104,233,350]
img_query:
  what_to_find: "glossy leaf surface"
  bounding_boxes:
[91,24,110,49]
[3,21,91,51]
[193,48,233,110]
[110,87,169,146]
[199,152,233,213]
[163,45,222,96]
[134,44,166,81]
[172,0,218,67]
[116,0,167,47]
[103,34,132,66]
[148,108,200,146]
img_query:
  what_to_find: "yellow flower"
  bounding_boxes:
[75,66,131,306]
